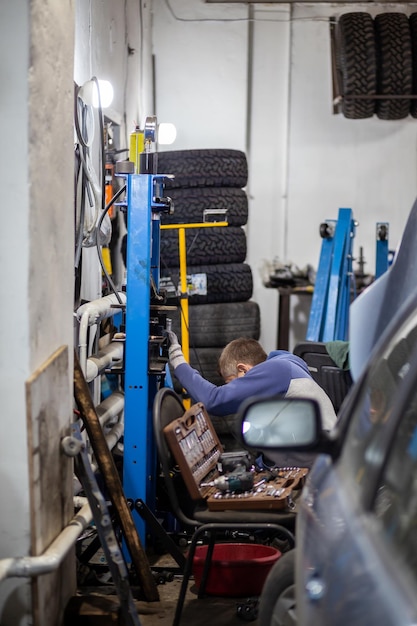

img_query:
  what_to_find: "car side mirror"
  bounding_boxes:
[240,396,322,450]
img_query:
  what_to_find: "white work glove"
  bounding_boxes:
[167,330,186,369]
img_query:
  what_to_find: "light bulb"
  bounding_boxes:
[92,80,114,109]
[158,123,177,145]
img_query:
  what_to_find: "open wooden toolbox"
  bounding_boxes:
[163,401,309,511]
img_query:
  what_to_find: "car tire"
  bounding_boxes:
[157,148,248,188]
[168,301,261,347]
[409,13,417,117]
[169,346,224,389]
[258,549,296,626]
[189,346,224,386]
[375,12,412,120]
[160,187,248,227]
[337,12,377,119]
[160,262,253,304]
[160,225,247,267]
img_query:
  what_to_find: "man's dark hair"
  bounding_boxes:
[218,338,267,378]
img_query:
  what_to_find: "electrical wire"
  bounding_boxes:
[74,77,108,247]
[95,185,127,305]
[163,0,337,23]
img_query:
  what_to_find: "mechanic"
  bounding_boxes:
[168,335,337,431]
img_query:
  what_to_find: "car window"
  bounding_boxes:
[339,314,417,490]
[373,380,417,578]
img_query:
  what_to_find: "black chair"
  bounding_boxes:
[151,387,297,626]
[293,341,353,414]
[152,386,298,531]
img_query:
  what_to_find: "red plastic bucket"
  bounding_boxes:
[192,543,281,597]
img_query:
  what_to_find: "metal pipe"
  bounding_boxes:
[73,423,124,495]
[96,390,125,428]
[76,292,126,325]
[73,394,125,495]
[104,420,125,453]
[86,341,124,382]
[0,501,92,581]
[76,292,126,374]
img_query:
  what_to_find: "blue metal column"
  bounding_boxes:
[306,209,356,343]
[306,221,335,341]
[123,173,154,542]
[375,222,389,279]
[322,208,354,342]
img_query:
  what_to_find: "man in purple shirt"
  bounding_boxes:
[168,336,337,431]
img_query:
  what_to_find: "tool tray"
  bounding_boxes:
[163,401,308,511]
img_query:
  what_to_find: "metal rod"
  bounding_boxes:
[335,94,417,102]
[0,502,92,581]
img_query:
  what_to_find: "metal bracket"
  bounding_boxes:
[67,423,142,626]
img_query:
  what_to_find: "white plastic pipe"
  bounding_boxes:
[73,392,125,495]
[76,292,126,374]
[96,390,125,428]
[0,501,92,581]
[86,341,124,383]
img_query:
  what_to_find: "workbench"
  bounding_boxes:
[269,285,313,351]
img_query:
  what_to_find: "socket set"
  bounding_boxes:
[163,402,309,511]
[163,401,224,500]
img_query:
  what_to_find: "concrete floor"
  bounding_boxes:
[139,574,260,626]
[67,546,261,625]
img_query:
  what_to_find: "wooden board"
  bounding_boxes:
[26,345,75,626]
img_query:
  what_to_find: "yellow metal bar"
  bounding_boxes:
[178,227,189,362]
[178,227,191,408]
[161,222,228,230]
[161,221,228,409]
[129,128,145,174]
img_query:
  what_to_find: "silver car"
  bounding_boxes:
[241,273,417,623]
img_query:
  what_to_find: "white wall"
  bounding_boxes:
[152,0,417,352]
[0,1,75,624]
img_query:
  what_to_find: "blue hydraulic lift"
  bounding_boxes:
[117,168,172,543]
[306,208,356,342]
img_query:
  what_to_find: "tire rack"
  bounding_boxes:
[331,11,417,120]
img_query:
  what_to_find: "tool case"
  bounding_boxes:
[163,401,308,511]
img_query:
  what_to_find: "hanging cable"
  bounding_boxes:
[95,185,127,305]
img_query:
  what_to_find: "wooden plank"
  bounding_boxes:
[73,351,159,602]
[26,345,75,626]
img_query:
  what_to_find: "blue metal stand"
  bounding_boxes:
[120,173,169,542]
[307,208,356,342]
[306,220,335,342]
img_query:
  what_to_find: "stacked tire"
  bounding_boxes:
[336,11,417,120]
[158,149,260,397]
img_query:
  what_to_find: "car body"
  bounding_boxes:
[241,290,417,626]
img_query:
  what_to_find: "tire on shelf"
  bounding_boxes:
[337,12,377,119]
[409,13,417,117]
[157,148,248,188]
[189,346,224,386]
[168,301,261,347]
[160,262,253,305]
[160,187,248,227]
[375,12,412,120]
[168,346,224,393]
[160,226,247,267]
